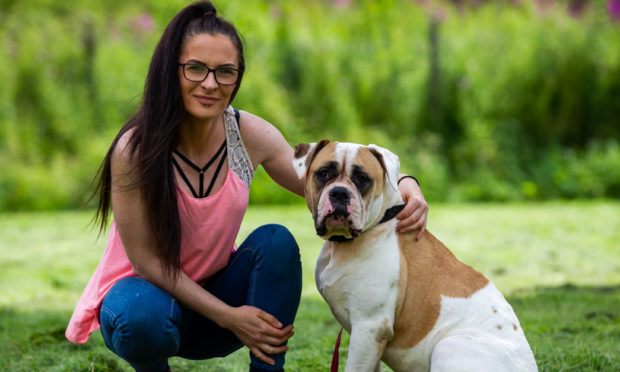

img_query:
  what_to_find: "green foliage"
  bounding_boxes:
[0,0,619,210]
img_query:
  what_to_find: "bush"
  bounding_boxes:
[0,0,619,210]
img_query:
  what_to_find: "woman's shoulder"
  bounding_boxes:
[235,109,291,168]
[236,110,276,134]
[236,110,283,146]
[111,127,139,166]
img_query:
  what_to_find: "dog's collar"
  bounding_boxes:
[328,204,406,242]
[378,203,406,224]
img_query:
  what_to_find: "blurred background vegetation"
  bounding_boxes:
[0,0,619,210]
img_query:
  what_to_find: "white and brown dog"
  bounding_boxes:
[293,140,537,372]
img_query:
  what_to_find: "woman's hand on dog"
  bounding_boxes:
[396,176,429,240]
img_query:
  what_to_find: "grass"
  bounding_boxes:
[0,201,619,371]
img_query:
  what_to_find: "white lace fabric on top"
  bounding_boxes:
[223,105,254,188]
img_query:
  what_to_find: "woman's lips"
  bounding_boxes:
[195,95,218,105]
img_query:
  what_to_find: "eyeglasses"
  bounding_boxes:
[178,63,240,86]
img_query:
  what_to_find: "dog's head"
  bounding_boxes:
[293,140,402,241]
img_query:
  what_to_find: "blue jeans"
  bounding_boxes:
[99,224,302,372]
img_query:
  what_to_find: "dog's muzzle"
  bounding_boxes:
[315,186,362,241]
[326,186,351,226]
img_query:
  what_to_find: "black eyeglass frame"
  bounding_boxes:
[178,63,240,86]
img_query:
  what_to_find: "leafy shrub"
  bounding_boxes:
[0,0,618,210]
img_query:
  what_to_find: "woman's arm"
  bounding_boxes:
[238,111,305,196]
[109,131,292,365]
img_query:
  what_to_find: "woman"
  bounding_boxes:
[65,2,429,371]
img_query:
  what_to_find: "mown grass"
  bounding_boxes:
[0,201,619,371]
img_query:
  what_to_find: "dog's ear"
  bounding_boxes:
[293,140,330,179]
[368,144,400,192]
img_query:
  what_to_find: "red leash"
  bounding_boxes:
[331,328,344,372]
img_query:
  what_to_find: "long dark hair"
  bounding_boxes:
[92,1,245,277]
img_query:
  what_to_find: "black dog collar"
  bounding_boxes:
[378,204,406,224]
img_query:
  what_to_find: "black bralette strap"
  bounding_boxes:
[205,148,227,197]
[172,155,199,198]
[172,140,227,198]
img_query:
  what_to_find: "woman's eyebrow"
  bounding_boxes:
[183,59,206,65]
[183,59,237,68]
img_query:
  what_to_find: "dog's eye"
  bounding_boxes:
[314,161,338,184]
[353,173,370,186]
[315,169,333,183]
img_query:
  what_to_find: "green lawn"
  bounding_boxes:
[1,201,619,371]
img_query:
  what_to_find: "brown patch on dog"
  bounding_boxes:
[513,324,518,331]
[497,325,503,330]
[294,140,331,183]
[368,147,387,174]
[303,141,336,212]
[353,147,386,204]
[305,139,330,171]
[388,231,490,349]
[304,141,336,177]
[294,143,311,159]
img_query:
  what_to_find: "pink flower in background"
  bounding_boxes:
[609,0,620,20]
[128,12,155,41]
[136,13,154,33]
[333,0,351,8]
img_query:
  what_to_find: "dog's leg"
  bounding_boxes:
[344,321,391,372]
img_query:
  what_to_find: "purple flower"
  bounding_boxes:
[609,0,620,20]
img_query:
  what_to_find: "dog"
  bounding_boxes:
[293,140,537,372]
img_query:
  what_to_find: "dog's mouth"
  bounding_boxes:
[326,210,347,226]
[316,208,362,241]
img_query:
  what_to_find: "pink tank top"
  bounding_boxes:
[66,107,254,344]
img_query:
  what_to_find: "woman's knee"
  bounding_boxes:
[100,277,181,363]
[249,224,300,266]
[250,225,302,299]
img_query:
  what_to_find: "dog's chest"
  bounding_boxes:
[315,232,401,328]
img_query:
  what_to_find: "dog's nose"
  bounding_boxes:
[329,186,350,205]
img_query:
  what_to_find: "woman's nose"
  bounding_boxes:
[201,71,218,89]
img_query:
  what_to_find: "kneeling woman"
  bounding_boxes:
[65,2,428,371]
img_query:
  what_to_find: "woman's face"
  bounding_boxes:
[178,33,239,122]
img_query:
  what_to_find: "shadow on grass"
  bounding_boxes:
[1,285,618,371]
